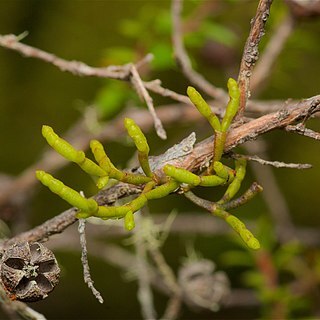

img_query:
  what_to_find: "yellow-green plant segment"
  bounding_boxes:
[213,161,235,182]
[124,211,135,231]
[221,78,241,133]
[42,125,85,163]
[214,208,260,250]
[163,165,226,187]
[36,79,261,250]
[225,215,260,250]
[219,159,247,204]
[90,139,152,185]
[187,86,221,132]
[187,79,240,169]
[124,118,152,177]
[184,191,260,250]
[42,125,106,178]
[36,171,98,213]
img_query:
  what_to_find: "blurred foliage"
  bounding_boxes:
[221,217,320,319]
[0,0,320,319]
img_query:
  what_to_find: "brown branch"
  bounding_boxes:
[0,33,190,107]
[1,32,297,118]
[144,79,190,104]
[0,103,201,209]
[1,94,319,250]
[0,34,131,80]
[0,34,168,140]
[285,125,320,140]
[0,97,289,211]
[237,0,273,116]
[223,182,263,211]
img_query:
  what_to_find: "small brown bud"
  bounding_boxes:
[0,242,60,302]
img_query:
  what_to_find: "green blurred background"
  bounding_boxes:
[0,0,320,319]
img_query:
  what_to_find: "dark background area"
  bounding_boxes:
[0,0,320,319]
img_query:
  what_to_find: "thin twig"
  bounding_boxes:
[0,34,165,140]
[0,32,301,122]
[237,0,273,116]
[223,182,263,211]
[230,153,312,169]
[78,219,104,304]
[144,79,190,104]
[285,125,320,140]
[251,13,295,93]
[130,65,166,139]
[184,191,216,213]
[0,34,131,80]
[171,0,227,100]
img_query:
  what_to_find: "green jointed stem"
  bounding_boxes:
[120,172,153,185]
[212,131,226,164]
[90,140,112,172]
[184,191,260,250]
[42,125,85,163]
[93,197,145,220]
[90,140,120,178]
[77,158,106,177]
[210,79,239,168]
[36,170,98,214]
[90,140,152,185]
[42,126,106,177]
[39,78,258,248]
[124,211,135,231]
[213,162,235,182]
[219,158,247,204]
[187,86,221,132]
[93,180,178,220]
[96,176,109,189]
[163,165,200,185]
[124,118,150,154]
[76,211,92,219]
[200,175,227,187]
[138,153,152,178]
[163,165,225,187]
[95,205,129,219]
[225,215,260,250]
[124,118,152,177]
[221,78,240,132]
[213,162,227,179]
[145,180,179,199]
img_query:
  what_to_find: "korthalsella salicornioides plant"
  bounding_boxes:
[36,78,261,249]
